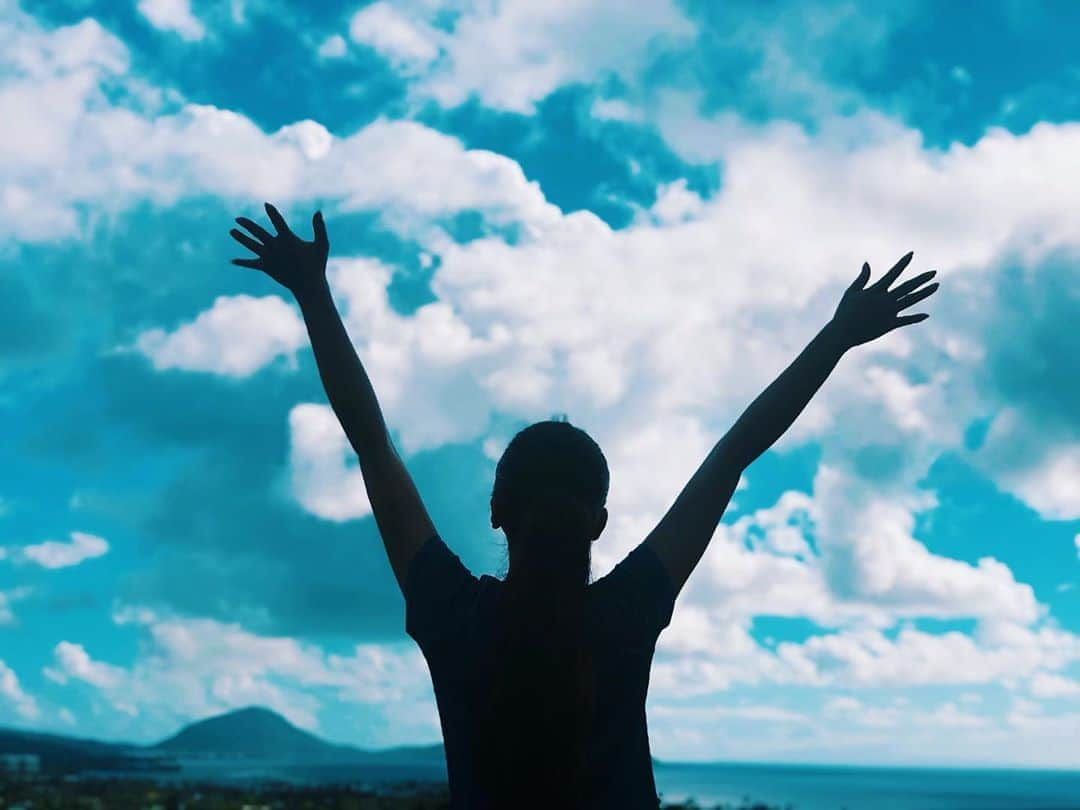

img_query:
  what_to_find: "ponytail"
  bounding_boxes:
[477,486,599,809]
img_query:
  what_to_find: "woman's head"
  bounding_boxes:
[477,418,609,809]
[490,417,609,558]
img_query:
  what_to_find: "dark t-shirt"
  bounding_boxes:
[404,533,676,809]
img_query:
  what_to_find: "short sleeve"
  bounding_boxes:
[591,541,677,645]
[404,533,481,650]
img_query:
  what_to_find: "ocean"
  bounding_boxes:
[652,762,1080,809]
[82,760,1080,809]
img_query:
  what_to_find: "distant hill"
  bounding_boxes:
[152,706,342,760]
[0,726,168,772]
[153,706,445,764]
[1,706,445,771]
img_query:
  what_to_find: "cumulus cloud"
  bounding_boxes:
[809,464,1039,624]
[348,2,439,71]
[46,641,125,689]
[19,531,109,569]
[136,0,206,42]
[0,588,31,626]
[0,659,39,721]
[316,33,347,60]
[46,607,436,745]
[650,619,1080,699]
[0,6,559,243]
[133,295,307,378]
[415,0,695,112]
[1029,671,1080,699]
[287,403,373,521]
[970,408,1080,522]
[331,0,695,112]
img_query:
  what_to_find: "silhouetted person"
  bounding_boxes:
[230,203,939,809]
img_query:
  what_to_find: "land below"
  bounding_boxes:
[0,707,784,808]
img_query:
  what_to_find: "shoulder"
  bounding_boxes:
[404,534,487,648]
[594,541,674,595]
[405,534,474,595]
[588,541,677,642]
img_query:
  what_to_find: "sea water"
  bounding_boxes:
[652,762,1080,810]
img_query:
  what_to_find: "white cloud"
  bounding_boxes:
[287,403,373,522]
[49,607,437,745]
[416,0,695,113]
[1029,671,1080,699]
[21,531,109,569]
[919,702,987,728]
[0,660,38,721]
[823,695,900,727]
[0,7,559,243]
[590,97,644,123]
[133,295,307,378]
[321,257,500,455]
[648,599,1080,702]
[1004,697,1080,747]
[809,464,1039,625]
[51,641,125,689]
[653,702,811,726]
[317,33,347,60]
[644,178,706,226]
[348,2,438,71]
[136,0,206,42]
[775,622,1080,689]
[971,408,1080,520]
[620,461,1039,662]
[0,587,31,626]
[332,0,697,113]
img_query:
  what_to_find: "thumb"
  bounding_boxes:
[312,210,328,248]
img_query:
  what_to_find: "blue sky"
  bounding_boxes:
[1,0,1078,767]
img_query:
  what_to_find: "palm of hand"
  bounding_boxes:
[229,202,330,296]
[831,252,939,349]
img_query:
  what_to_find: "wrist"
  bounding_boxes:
[292,275,331,306]
[820,319,852,355]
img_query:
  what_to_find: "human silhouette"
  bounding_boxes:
[230,203,939,809]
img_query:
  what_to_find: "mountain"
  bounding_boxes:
[153,706,445,765]
[1,706,445,770]
[152,706,342,760]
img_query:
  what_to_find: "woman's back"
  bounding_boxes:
[405,532,677,810]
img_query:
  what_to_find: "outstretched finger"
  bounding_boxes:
[890,312,929,331]
[264,202,293,237]
[235,216,273,244]
[312,210,328,249]
[891,269,936,298]
[871,250,914,291]
[230,228,265,255]
[850,261,871,290]
[895,282,939,311]
[231,257,263,269]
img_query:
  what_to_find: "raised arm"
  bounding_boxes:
[645,252,939,596]
[230,203,434,592]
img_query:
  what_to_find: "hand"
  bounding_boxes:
[229,202,330,297]
[828,251,939,350]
